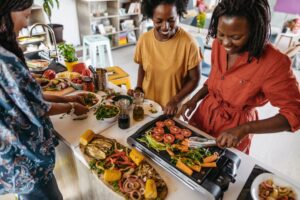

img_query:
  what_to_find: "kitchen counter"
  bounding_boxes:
[50,86,300,200]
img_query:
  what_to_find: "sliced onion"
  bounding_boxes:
[129,190,141,200]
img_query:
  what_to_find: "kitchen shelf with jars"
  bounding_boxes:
[17,5,49,55]
[76,0,142,49]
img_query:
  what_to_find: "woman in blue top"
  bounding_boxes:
[0,1,89,199]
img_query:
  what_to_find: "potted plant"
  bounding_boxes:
[42,0,64,43]
[58,43,78,71]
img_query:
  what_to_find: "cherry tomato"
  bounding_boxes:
[175,133,184,141]
[181,129,192,137]
[155,121,165,128]
[164,119,175,127]
[163,134,175,144]
[152,133,164,142]
[169,126,181,134]
[152,127,164,135]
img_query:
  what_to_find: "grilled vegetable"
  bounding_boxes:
[104,169,122,182]
[201,162,217,168]
[129,148,144,166]
[80,129,95,145]
[144,179,157,199]
[203,152,219,163]
[176,160,193,176]
[85,144,106,160]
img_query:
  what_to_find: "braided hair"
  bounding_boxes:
[0,0,33,64]
[141,0,189,19]
[208,0,271,61]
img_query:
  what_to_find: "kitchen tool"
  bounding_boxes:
[188,137,216,148]
[127,115,241,200]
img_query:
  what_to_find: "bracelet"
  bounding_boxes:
[67,102,75,115]
[134,86,144,93]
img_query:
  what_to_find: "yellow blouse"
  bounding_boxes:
[134,28,201,107]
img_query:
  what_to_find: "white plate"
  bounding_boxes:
[143,99,163,118]
[251,173,300,200]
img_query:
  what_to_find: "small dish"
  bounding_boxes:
[251,173,299,200]
[112,95,133,105]
[143,99,163,118]
[94,104,120,123]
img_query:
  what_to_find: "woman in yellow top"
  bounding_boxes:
[134,0,201,115]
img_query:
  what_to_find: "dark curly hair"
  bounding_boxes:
[141,0,189,19]
[0,0,33,64]
[208,0,271,61]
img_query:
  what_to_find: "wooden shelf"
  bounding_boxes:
[91,15,119,20]
[77,0,142,49]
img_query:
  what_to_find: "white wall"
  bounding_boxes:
[34,0,81,45]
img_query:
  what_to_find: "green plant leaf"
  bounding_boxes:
[43,2,51,18]
[55,0,60,8]
[48,0,54,8]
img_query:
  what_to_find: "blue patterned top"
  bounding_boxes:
[0,46,58,194]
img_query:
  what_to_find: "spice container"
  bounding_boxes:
[133,92,144,121]
[96,68,107,91]
[82,76,95,92]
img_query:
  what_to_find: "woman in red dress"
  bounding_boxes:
[179,0,300,154]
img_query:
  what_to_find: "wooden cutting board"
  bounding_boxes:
[43,87,75,96]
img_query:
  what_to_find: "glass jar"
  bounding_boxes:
[82,76,95,92]
[118,99,130,129]
[133,92,144,121]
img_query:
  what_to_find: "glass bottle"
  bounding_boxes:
[133,92,144,121]
[82,76,95,92]
[118,99,130,129]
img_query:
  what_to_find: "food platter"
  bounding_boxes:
[79,132,168,200]
[27,59,49,72]
[251,173,299,200]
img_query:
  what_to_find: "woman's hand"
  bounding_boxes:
[64,94,85,105]
[216,125,249,148]
[73,103,89,116]
[178,99,198,121]
[164,99,178,116]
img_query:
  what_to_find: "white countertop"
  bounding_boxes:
[51,87,300,200]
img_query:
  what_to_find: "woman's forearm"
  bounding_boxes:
[190,84,209,103]
[43,94,67,103]
[242,114,291,136]
[46,103,71,116]
[137,65,145,88]
[173,67,200,103]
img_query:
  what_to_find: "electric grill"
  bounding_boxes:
[127,115,241,200]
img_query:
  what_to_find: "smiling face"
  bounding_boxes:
[217,16,250,55]
[152,3,178,41]
[11,7,32,34]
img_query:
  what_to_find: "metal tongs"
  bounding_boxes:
[188,137,216,148]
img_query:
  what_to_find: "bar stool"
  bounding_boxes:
[83,35,113,68]
[106,66,131,89]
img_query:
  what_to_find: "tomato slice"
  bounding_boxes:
[175,133,184,141]
[155,121,165,128]
[163,134,175,144]
[152,127,164,135]
[164,119,175,127]
[169,126,181,134]
[152,133,164,142]
[181,129,192,137]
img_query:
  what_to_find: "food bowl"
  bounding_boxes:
[251,173,299,200]
[113,95,133,108]
[94,104,120,123]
